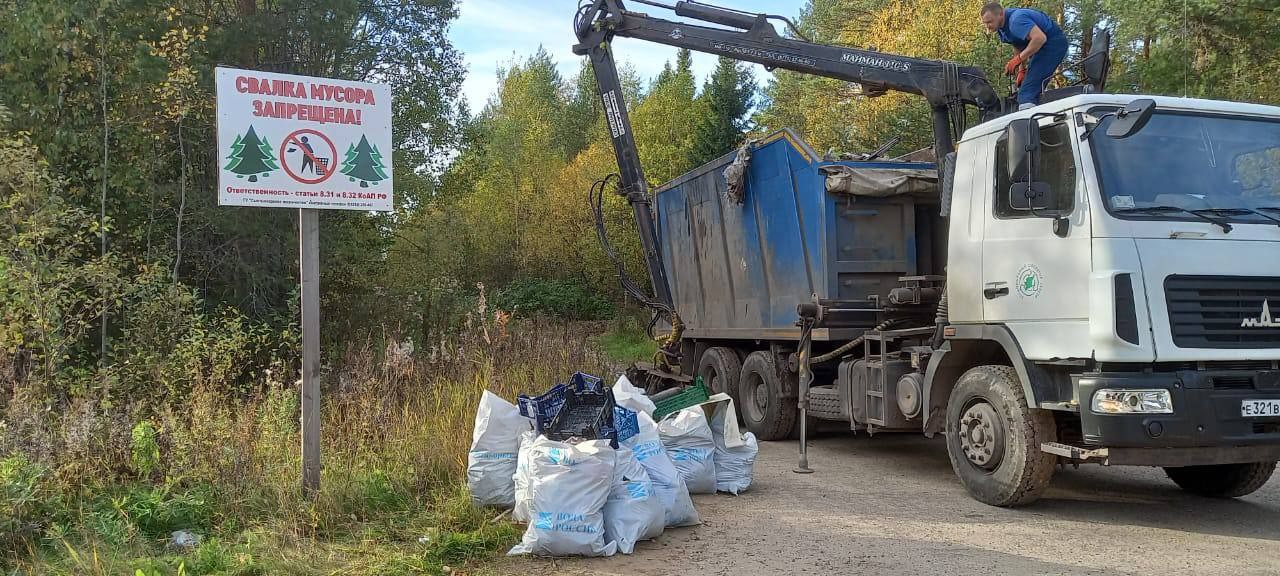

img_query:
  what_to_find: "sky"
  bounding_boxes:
[449,0,808,114]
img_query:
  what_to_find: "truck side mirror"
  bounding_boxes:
[1005,118,1040,183]
[1004,118,1062,216]
[1009,181,1056,211]
[1106,98,1156,139]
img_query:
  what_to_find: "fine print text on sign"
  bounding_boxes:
[216,67,393,211]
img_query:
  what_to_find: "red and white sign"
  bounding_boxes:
[216,67,393,211]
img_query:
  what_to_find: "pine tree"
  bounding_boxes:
[341,135,389,188]
[632,49,701,183]
[692,57,756,165]
[224,125,279,182]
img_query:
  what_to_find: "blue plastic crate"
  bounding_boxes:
[517,383,570,434]
[613,406,639,443]
[517,373,607,434]
[569,372,604,392]
[545,386,618,445]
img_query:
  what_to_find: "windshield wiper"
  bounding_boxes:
[1192,207,1280,228]
[1113,205,1233,233]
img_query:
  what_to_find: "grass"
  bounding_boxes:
[1,318,615,575]
[18,486,521,576]
[596,315,657,363]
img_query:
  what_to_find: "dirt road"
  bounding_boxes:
[500,432,1280,576]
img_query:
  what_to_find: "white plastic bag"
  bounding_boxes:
[659,408,717,494]
[710,406,758,494]
[508,437,618,557]
[625,412,699,527]
[604,446,665,554]
[612,375,656,417]
[467,391,531,507]
[511,430,536,522]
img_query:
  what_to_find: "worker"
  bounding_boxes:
[980,2,1068,109]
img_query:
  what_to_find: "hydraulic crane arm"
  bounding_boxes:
[573,0,1005,313]
[574,0,1006,156]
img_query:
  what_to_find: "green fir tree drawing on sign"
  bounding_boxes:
[340,135,389,188]
[224,125,279,182]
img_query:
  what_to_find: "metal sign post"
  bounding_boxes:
[215,66,392,496]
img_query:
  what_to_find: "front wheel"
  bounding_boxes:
[944,365,1058,507]
[1164,462,1276,498]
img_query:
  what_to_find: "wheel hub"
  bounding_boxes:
[706,368,722,395]
[752,378,769,416]
[959,402,1005,470]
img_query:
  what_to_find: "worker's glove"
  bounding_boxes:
[1004,54,1024,75]
[1015,67,1027,87]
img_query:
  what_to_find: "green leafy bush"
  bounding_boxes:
[105,482,215,542]
[0,455,62,552]
[131,421,162,479]
[494,279,613,320]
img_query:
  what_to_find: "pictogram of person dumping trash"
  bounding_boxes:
[288,136,328,176]
[279,129,338,185]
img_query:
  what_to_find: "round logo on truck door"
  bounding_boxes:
[1017,264,1044,298]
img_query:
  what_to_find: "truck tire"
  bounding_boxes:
[698,347,742,405]
[944,365,1057,507]
[739,351,797,441]
[1164,462,1277,498]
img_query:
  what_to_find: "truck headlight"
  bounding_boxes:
[1091,389,1173,414]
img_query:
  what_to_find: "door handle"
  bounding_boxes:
[984,284,1009,299]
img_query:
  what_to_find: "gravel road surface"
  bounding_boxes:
[499,431,1280,576]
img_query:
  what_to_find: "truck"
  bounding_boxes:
[574,0,1280,506]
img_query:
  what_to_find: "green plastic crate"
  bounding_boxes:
[652,377,710,421]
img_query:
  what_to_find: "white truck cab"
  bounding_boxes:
[930,94,1280,505]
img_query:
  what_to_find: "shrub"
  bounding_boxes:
[0,454,62,552]
[494,278,613,320]
[131,421,162,479]
[100,482,215,543]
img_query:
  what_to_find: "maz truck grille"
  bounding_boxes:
[1165,276,1280,349]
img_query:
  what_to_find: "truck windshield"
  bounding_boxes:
[1090,111,1280,224]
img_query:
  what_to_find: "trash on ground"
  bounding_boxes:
[613,375,656,416]
[507,436,618,557]
[512,429,536,522]
[169,530,202,551]
[468,391,532,507]
[710,403,758,495]
[489,372,719,557]
[626,410,700,527]
[659,408,717,494]
[652,377,710,422]
[545,384,618,445]
[604,445,666,554]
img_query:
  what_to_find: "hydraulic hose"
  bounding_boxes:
[930,285,949,349]
[810,319,898,365]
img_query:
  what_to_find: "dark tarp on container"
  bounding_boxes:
[820,165,938,198]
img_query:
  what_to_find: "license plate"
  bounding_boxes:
[1241,400,1280,418]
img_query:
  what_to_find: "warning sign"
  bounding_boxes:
[216,67,392,211]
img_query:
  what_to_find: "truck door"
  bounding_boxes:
[980,119,1092,359]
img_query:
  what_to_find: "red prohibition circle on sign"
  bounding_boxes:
[280,129,338,185]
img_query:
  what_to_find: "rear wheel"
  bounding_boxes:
[944,365,1057,507]
[697,347,742,405]
[738,351,797,441]
[1164,462,1276,498]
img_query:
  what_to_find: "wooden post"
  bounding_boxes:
[299,208,321,496]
